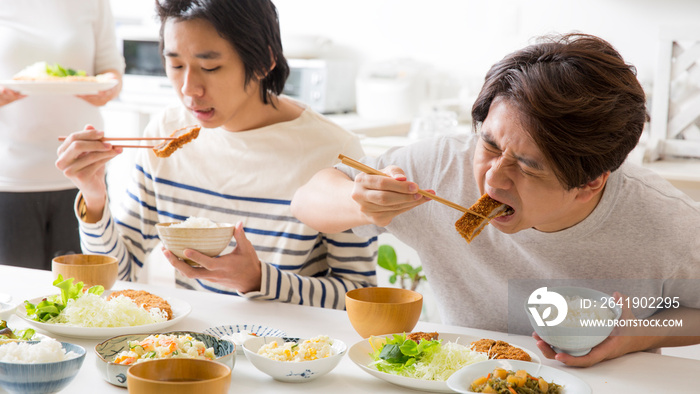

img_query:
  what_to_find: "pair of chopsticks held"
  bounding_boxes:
[338,154,488,220]
[57,136,175,149]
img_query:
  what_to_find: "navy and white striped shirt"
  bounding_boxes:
[79,105,377,309]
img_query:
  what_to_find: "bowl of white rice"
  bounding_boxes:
[0,338,86,394]
[156,217,235,267]
[524,286,622,356]
[243,335,347,382]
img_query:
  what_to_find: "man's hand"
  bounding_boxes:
[350,166,433,227]
[55,125,122,221]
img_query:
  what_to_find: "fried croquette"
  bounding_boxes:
[153,125,201,158]
[406,331,440,343]
[455,194,512,243]
[470,338,531,361]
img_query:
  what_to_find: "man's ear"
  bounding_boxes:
[256,46,277,80]
[575,171,610,203]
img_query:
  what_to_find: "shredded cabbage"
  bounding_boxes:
[47,294,168,327]
[371,339,488,381]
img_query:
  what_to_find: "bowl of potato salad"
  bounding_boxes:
[243,335,346,382]
[94,331,235,387]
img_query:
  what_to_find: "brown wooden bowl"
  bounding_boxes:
[345,287,423,338]
[51,254,118,290]
[126,358,231,394]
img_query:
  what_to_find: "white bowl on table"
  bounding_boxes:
[242,336,346,382]
[446,359,592,394]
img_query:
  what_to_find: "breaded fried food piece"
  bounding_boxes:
[406,331,439,343]
[153,125,201,158]
[455,194,511,243]
[108,289,173,320]
[470,338,531,361]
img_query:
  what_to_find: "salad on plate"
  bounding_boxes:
[368,332,489,381]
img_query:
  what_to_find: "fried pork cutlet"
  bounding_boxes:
[406,331,439,343]
[108,289,173,320]
[470,338,531,361]
[152,125,201,158]
[455,194,513,243]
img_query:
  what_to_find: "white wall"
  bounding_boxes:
[272,0,700,91]
[113,0,700,89]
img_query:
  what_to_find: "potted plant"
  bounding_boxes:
[376,244,426,292]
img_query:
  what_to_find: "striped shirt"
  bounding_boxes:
[78,104,377,309]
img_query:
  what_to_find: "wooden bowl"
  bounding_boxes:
[52,254,118,290]
[126,358,231,394]
[156,222,234,267]
[345,287,423,338]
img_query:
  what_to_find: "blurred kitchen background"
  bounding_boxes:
[104,0,700,358]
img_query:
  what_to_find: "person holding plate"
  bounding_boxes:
[55,0,377,309]
[291,33,700,366]
[0,0,124,270]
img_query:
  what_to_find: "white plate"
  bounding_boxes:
[0,79,118,95]
[14,292,191,339]
[204,324,287,354]
[348,333,540,393]
[447,359,592,394]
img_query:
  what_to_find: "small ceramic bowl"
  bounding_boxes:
[243,336,346,382]
[345,287,423,338]
[0,341,86,394]
[52,254,119,290]
[127,358,231,394]
[94,331,235,387]
[524,286,622,356]
[204,324,286,355]
[156,221,234,267]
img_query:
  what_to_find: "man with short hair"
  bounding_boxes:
[291,33,700,366]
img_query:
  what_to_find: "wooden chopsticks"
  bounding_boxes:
[57,136,176,149]
[338,154,488,219]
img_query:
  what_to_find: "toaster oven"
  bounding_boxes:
[283,58,356,114]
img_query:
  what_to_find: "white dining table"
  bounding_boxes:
[1,264,698,393]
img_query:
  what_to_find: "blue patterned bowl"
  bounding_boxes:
[0,341,86,394]
[243,336,346,382]
[94,331,235,387]
[204,324,286,354]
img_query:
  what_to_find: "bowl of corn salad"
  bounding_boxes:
[243,335,346,382]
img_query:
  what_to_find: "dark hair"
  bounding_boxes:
[155,0,289,105]
[472,33,649,190]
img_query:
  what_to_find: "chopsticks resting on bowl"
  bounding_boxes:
[58,136,176,149]
[338,154,488,219]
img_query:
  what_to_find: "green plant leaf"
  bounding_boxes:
[377,245,398,272]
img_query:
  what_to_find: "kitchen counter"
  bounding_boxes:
[642,157,700,182]
[2,265,699,393]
